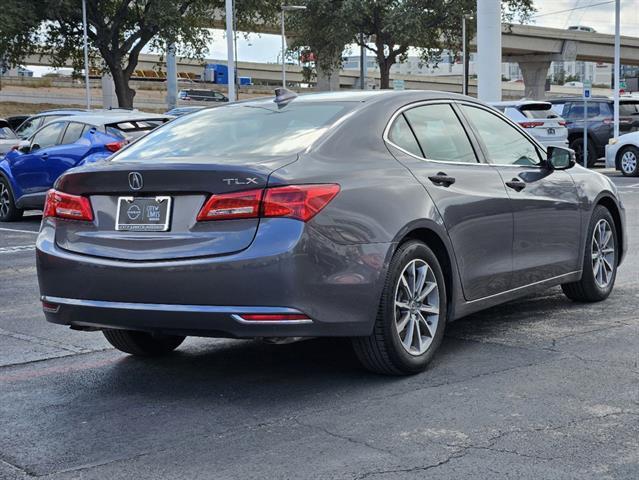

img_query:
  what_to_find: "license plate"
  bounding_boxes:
[115,196,171,232]
[547,128,556,135]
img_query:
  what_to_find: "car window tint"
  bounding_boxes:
[61,122,86,144]
[461,105,541,166]
[568,103,602,118]
[388,114,422,157]
[404,104,477,163]
[32,122,66,149]
[113,103,352,161]
[620,102,639,116]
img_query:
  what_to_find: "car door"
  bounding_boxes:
[385,101,514,301]
[459,103,581,288]
[10,121,67,195]
[40,122,92,187]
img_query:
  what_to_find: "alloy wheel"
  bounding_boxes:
[591,219,615,288]
[0,183,10,219]
[621,150,637,175]
[394,259,440,356]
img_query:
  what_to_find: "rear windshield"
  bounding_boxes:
[519,105,558,119]
[106,119,168,140]
[113,102,351,161]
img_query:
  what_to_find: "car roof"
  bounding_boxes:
[491,100,552,108]
[53,112,172,126]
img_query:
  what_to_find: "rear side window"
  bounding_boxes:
[403,104,477,163]
[387,114,422,157]
[61,122,86,144]
[567,103,604,118]
[113,103,351,161]
[620,102,639,116]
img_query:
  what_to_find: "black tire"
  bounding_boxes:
[618,145,639,177]
[570,137,597,168]
[0,177,23,222]
[352,240,447,375]
[562,205,618,302]
[103,329,185,356]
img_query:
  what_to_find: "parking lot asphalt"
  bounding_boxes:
[0,171,637,480]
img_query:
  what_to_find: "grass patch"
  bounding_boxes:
[0,102,64,118]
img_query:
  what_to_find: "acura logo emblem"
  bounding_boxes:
[128,172,143,190]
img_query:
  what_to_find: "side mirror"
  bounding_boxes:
[546,146,576,170]
[17,140,31,153]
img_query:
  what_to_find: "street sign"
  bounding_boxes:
[583,80,592,99]
[393,79,405,91]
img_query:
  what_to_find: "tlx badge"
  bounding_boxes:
[222,178,258,186]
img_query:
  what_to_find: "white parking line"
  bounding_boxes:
[0,227,39,235]
[0,245,36,254]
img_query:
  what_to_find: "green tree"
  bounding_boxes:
[0,0,279,108]
[290,0,536,90]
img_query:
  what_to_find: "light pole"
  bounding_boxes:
[281,5,306,88]
[462,14,474,96]
[613,0,621,140]
[225,0,236,102]
[81,0,91,110]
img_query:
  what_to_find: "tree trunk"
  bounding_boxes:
[111,67,136,109]
[378,58,393,89]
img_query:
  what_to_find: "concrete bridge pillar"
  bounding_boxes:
[518,60,551,100]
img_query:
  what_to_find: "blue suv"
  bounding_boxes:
[0,113,170,221]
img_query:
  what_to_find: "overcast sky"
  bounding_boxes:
[208,0,639,63]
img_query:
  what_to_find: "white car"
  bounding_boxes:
[490,101,569,149]
[0,119,18,155]
[605,132,639,176]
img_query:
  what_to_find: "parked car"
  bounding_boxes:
[491,100,568,148]
[0,120,18,155]
[13,109,87,140]
[178,89,228,102]
[164,106,206,117]
[605,132,639,175]
[6,115,30,132]
[36,90,625,375]
[549,97,639,167]
[0,112,171,220]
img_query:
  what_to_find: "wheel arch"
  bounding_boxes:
[595,194,625,265]
[392,221,462,322]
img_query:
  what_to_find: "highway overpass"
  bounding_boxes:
[21,22,639,102]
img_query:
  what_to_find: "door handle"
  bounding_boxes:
[40,153,49,160]
[428,172,456,187]
[505,178,526,192]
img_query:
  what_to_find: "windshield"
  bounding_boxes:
[113,102,351,162]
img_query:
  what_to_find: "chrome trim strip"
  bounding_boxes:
[41,296,303,315]
[231,314,313,325]
[466,271,581,304]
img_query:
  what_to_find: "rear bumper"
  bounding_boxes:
[37,217,392,338]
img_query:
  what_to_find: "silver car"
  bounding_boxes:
[0,119,18,155]
[491,100,569,149]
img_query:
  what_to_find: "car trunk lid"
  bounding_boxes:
[53,156,296,261]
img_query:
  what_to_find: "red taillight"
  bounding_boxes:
[519,121,544,129]
[238,314,310,322]
[603,118,631,125]
[196,189,262,221]
[558,121,566,127]
[43,189,93,221]
[197,184,340,223]
[262,184,340,222]
[105,141,126,152]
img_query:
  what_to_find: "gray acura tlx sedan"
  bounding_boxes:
[36,90,626,375]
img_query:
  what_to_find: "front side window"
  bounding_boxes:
[461,105,541,166]
[113,102,352,162]
[31,122,66,150]
[403,104,477,163]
